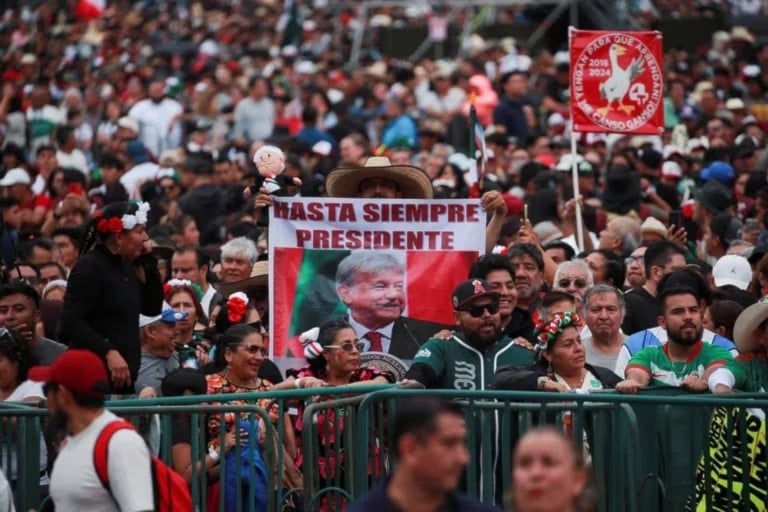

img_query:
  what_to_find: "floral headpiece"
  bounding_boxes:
[163,279,204,301]
[95,202,150,234]
[227,292,249,323]
[534,311,582,350]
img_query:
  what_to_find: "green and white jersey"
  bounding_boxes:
[724,353,768,392]
[626,341,732,387]
[412,333,533,390]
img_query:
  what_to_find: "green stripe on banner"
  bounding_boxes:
[289,249,350,337]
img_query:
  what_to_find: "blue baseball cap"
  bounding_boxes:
[139,309,189,328]
[700,161,735,186]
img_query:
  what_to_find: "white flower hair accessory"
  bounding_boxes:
[299,327,323,360]
[167,279,192,288]
[121,201,150,230]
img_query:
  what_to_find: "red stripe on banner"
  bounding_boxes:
[272,247,304,357]
[406,251,479,324]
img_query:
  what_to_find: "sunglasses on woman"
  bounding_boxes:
[324,342,363,353]
[237,344,269,356]
[460,301,500,318]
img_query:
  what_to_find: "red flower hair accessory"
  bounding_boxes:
[227,292,248,323]
[96,217,124,234]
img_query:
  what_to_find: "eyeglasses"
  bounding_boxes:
[625,256,644,266]
[325,342,362,353]
[237,344,268,356]
[43,382,59,395]
[460,301,500,318]
[557,279,588,289]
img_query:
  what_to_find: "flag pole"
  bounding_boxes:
[568,25,584,253]
[467,92,481,195]
[570,129,584,253]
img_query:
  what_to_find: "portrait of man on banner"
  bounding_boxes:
[335,250,452,358]
[276,247,476,361]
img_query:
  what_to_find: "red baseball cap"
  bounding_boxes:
[29,350,110,397]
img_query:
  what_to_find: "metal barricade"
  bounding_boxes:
[0,387,766,512]
[353,388,641,512]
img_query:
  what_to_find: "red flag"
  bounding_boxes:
[569,29,664,134]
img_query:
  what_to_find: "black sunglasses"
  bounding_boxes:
[460,301,500,318]
[557,278,588,289]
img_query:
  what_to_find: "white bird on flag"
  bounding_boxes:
[598,44,644,115]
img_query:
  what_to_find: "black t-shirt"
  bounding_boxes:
[621,287,659,335]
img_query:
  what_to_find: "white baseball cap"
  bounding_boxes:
[0,168,31,187]
[712,255,752,290]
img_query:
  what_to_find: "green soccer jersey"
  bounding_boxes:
[411,333,534,390]
[724,353,768,392]
[627,340,733,387]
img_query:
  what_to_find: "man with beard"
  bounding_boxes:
[404,279,534,503]
[507,243,546,313]
[616,287,733,393]
[405,279,533,390]
[30,350,154,511]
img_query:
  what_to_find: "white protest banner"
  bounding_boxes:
[268,197,485,363]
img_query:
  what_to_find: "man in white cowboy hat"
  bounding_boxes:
[709,296,768,393]
[323,156,508,254]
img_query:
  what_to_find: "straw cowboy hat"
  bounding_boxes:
[150,239,176,261]
[217,260,269,298]
[732,296,768,353]
[325,156,434,199]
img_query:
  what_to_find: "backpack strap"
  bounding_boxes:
[93,420,136,492]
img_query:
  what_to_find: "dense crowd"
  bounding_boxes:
[0,1,767,511]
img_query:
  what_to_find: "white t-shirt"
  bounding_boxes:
[2,381,47,484]
[50,410,154,512]
[0,469,14,512]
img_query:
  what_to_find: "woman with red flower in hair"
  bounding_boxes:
[59,201,163,395]
[204,291,285,386]
[204,324,303,509]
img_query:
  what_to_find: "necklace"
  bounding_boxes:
[556,370,586,390]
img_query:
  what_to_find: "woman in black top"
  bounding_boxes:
[59,201,163,395]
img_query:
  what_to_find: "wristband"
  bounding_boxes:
[294,377,303,389]
[707,368,735,393]
[208,446,220,463]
